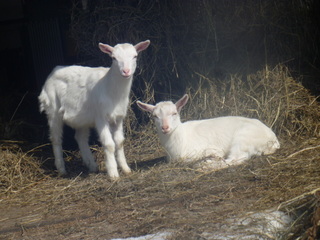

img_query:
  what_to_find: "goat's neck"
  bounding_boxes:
[158,123,186,160]
[105,65,133,97]
[158,123,184,147]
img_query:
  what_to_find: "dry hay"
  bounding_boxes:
[69,0,319,99]
[0,65,320,239]
[182,64,320,139]
[0,141,48,195]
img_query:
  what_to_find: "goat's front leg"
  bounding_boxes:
[225,144,250,165]
[113,118,131,175]
[75,128,98,173]
[96,120,119,179]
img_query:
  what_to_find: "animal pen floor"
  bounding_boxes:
[1,66,320,239]
[1,135,320,239]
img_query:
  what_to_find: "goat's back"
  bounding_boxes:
[46,65,109,87]
[39,65,111,128]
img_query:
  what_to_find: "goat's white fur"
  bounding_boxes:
[39,40,150,178]
[137,94,280,165]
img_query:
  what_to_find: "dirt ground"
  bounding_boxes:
[1,137,320,240]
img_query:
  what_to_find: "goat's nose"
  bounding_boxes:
[122,69,131,76]
[162,125,170,133]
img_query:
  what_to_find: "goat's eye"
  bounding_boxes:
[133,55,137,59]
[112,57,116,61]
[172,112,177,116]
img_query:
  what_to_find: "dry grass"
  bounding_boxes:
[184,65,320,138]
[0,142,48,195]
[0,65,319,239]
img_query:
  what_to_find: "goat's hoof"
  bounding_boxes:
[109,175,120,181]
[57,169,67,177]
[108,171,120,181]
[88,166,99,173]
[122,168,132,175]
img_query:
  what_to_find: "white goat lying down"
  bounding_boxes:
[39,40,150,178]
[137,94,280,165]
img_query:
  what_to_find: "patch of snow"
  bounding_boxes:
[202,210,292,240]
[111,210,292,240]
[111,231,171,240]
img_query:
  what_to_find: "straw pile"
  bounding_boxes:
[1,0,320,239]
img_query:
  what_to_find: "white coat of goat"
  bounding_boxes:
[39,40,150,178]
[137,94,280,165]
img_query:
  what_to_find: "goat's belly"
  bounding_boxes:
[185,146,223,160]
[62,108,125,129]
[64,115,94,129]
[62,109,95,128]
[166,144,223,161]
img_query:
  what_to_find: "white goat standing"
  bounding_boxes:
[137,94,280,166]
[39,40,150,178]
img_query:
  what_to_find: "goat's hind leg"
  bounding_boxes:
[75,128,98,173]
[49,115,67,176]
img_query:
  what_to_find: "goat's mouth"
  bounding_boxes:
[122,74,132,78]
[162,129,171,134]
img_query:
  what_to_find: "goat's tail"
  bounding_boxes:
[38,89,50,113]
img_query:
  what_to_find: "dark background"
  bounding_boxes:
[1,0,320,144]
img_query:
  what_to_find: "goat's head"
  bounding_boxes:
[137,94,189,134]
[99,40,150,78]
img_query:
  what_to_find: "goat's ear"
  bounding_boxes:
[99,43,114,56]
[175,94,189,113]
[137,101,155,113]
[135,40,150,53]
